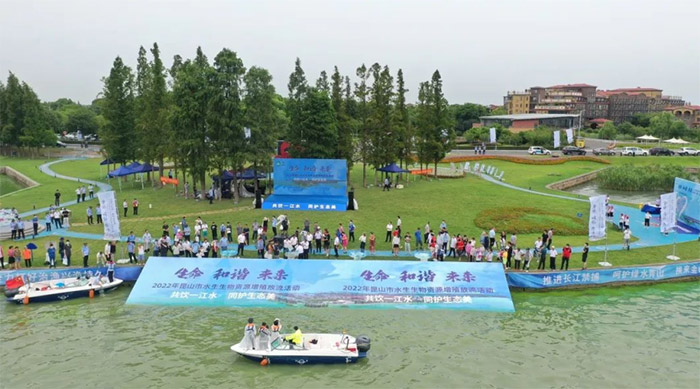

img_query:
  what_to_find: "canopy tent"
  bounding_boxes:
[377,163,410,173]
[99,158,116,165]
[108,165,135,178]
[130,163,159,174]
[108,162,161,190]
[212,168,267,199]
[664,137,690,144]
[636,134,660,142]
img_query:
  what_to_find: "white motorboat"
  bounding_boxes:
[6,275,123,304]
[231,333,370,365]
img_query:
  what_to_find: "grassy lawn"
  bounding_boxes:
[0,156,697,270]
[0,174,24,196]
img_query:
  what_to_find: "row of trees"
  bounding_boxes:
[597,112,695,141]
[0,73,56,149]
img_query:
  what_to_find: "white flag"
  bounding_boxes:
[244,127,251,139]
[489,127,497,143]
[660,192,677,233]
[97,190,121,241]
[588,195,606,241]
[553,130,561,148]
[566,128,574,144]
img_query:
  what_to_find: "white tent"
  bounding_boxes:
[636,134,660,143]
[676,138,690,144]
[664,137,684,144]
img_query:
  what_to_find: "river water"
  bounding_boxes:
[2,282,698,388]
[564,181,664,204]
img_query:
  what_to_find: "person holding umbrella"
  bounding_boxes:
[24,243,37,267]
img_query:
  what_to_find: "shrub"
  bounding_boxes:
[442,155,611,165]
[474,207,587,236]
[597,164,695,191]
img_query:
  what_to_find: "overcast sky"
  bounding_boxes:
[1,0,698,105]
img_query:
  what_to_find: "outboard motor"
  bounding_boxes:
[356,335,371,352]
[4,288,20,298]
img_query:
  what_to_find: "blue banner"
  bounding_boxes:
[126,258,515,312]
[674,178,700,233]
[263,158,348,211]
[506,261,700,289]
[0,266,143,286]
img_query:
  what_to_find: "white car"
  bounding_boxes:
[620,147,648,156]
[528,146,551,155]
[678,147,699,156]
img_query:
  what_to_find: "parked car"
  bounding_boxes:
[677,147,699,156]
[55,141,68,148]
[649,147,675,156]
[562,146,587,156]
[593,147,616,156]
[528,146,551,155]
[620,146,648,156]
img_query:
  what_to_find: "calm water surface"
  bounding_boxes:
[564,180,664,204]
[2,282,698,388]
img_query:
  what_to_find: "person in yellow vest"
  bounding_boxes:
[285,326,303,349]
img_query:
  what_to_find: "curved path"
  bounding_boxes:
[12,158,698,259]
[478,172,698,253]
[18,158,112,219]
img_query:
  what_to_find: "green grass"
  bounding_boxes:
[0,157,85,210]
[0,156,697,270]
[0,174,24,196]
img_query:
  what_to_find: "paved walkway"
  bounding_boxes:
[18,158,112,219]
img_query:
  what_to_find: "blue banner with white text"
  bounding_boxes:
[263,158,348,211]
[126,257,515,312]
[507,261,700,289]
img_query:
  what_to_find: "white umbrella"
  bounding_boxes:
[664,137,681,144]
[636,134,659,141]
[676,138,690,144]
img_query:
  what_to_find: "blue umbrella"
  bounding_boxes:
[26,243,38,250]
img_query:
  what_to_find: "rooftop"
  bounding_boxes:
[548,83,596,89]
[480,113,579,120]
[665,105,700,111]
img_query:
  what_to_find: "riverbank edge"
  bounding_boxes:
[1,259,697,294]
[0,165,40,198]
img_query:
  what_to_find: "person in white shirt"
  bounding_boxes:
[104,242,111,261]
[392,234,401,256]
[385,222,393,242]
[237,233,246,257]
[623,228,632,250]
[396,216,402,234]
[549,246,558,270]
[449,236,457,258]
[359,233,367,253]
[333,235,340,258]
[142,230,152,253]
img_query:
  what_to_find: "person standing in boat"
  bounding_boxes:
[270,319,282,347]
[242,318,257,350]
[106,258,115,282]
[258,322,271,351]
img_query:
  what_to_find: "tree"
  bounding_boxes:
[331,66,354,181]
[101,56,137,163]
[171,47,212,194]
[207,48,246,202]
[286,58,308,143]
[393,69,413,171]
[368,64,396,175]
[415,70,453,176]
[137,42,172,182]
[316,70,330,94]
[65,106,99,135]
[288,88,337,159]
[354,64,371,187]
[598,121,617,140]
[243,66,280,193]
[649,112,689,139]
[451,103,490,134]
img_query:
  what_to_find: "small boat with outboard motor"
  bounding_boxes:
[5,274,123,304]
[231,332,370,365]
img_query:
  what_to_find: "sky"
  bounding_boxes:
[1,0,699,106]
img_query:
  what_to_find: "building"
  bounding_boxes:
[502,84,687,124]
[479,113,578,133]
[666,105,700,128]
[504,91,531,115]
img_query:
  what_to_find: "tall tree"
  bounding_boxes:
[316,70,330,94]
[416,70,453,176]
[331,66,354,182]
[354,64,371,187]
[100,57,136,163]
[288,88,338,159]
[286,58,308,143]
[243,66,280,193]
[368,64,396,176]
[393,69,413,172]
[207,48,246,202]
[138,42,171,181]
[171,47,212,194]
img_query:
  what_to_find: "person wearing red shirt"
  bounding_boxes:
[561,244,572,271]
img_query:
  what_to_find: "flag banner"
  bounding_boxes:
[588,195,606,240]
[553,130,561,148]
[673,178,700,233]
[566,128,574,144]
[97,190,121,240]
[489,127,497,143]
[660,192,677,233]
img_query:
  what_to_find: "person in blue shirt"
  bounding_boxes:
[348,220,356,242]
[127,241,136,263]
[17,220,25,239]
[32,215,39,237]
[82,243,90,267]
[106,258,115,282]
[415,228,423,250]
[47,243,56,268]
[127,232,136,244]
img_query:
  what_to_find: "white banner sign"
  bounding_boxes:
[660,192,677,233]
[98,190,121,241]
[489,127,497,144]
[566,128,574,144]
[588,195,607,241]
[553,130,561,148]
